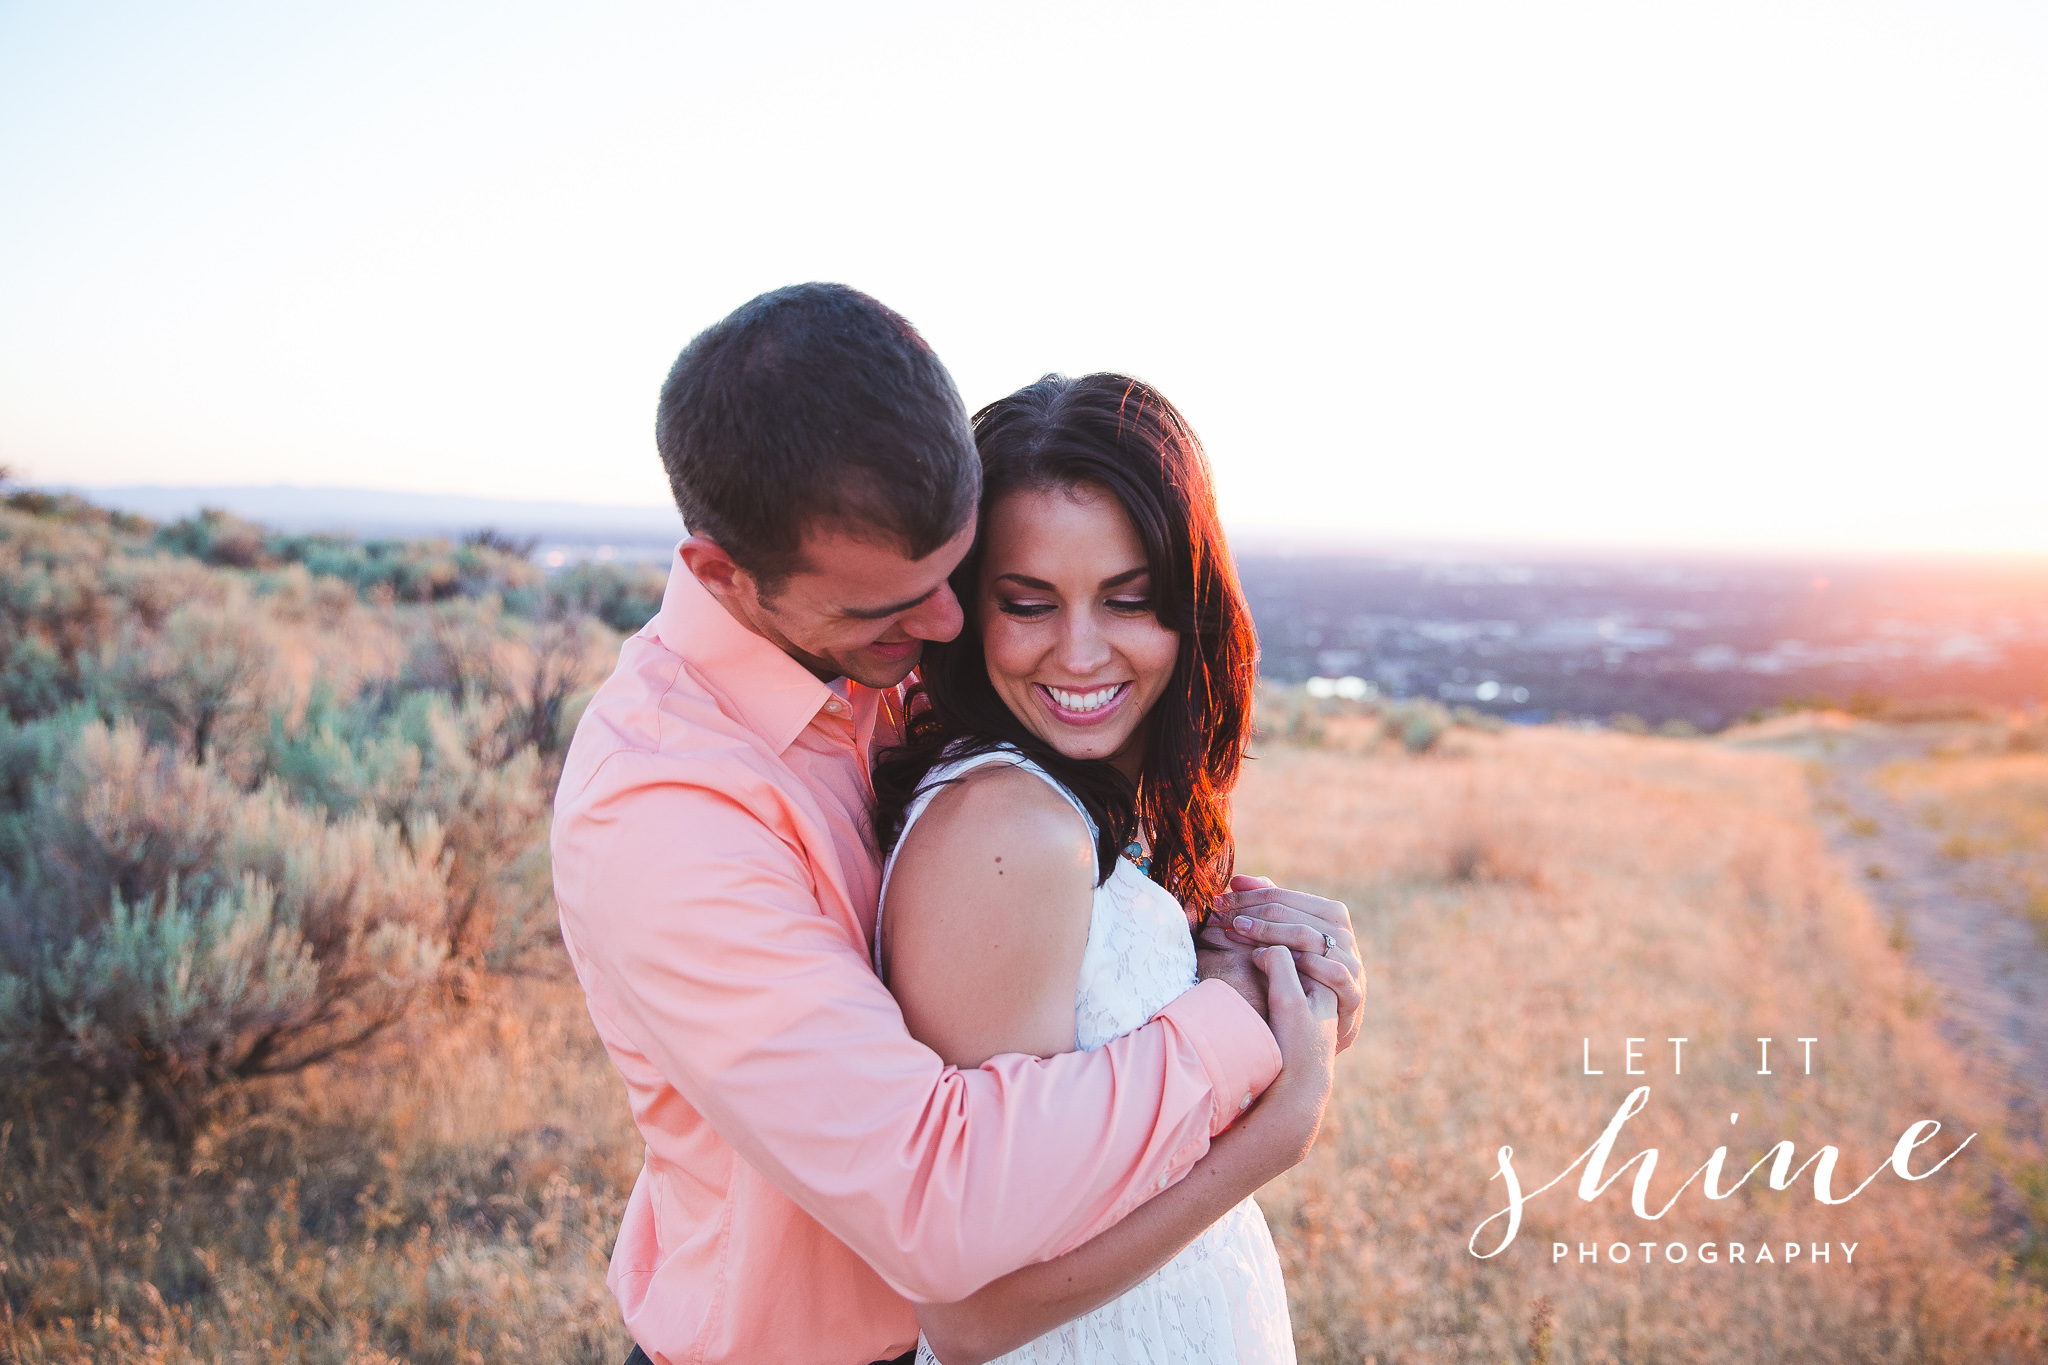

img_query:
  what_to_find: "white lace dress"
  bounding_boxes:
[877,746,1295,1365]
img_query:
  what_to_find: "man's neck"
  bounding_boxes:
[691,563,843,683]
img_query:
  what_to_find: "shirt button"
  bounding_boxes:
[1157,1175,1170,1191]
[824,699,845,715]
[1240,1093,1253,1110]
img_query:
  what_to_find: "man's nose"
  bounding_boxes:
[901,583,964,643]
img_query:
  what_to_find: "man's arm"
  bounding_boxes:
[554,766,1281,1305]
[914,946,1339,1365]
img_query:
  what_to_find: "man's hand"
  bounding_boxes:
[1194,938,1270,1024]
[1203,875,1365,1053]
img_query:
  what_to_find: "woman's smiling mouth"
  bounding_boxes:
[1036,681,1133,726]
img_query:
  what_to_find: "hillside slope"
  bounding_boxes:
[1241,723,2044,1363]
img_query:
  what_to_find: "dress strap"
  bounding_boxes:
[874,745,1097,971]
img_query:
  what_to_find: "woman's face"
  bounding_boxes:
[977,482,1181,778]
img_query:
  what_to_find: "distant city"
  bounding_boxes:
[66,486,2048,729]
[1239,553,2048,728]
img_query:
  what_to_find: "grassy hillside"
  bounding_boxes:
[1,493,2041,1363]
[1239,722,2045,1362]
[0,491,659,1362]
[1876,732,2048,947]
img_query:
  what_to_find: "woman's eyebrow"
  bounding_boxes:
[994,567,1149,592]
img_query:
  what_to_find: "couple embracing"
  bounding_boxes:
[552,283,1368,1365]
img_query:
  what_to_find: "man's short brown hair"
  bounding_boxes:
[655,283,980,591]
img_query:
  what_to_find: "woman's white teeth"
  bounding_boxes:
[1048,684,1122,713]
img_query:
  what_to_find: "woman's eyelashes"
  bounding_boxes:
[993,595,1154,621]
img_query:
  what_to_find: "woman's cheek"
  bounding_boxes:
[981,616,1033,680]
[1133,622,1180,690]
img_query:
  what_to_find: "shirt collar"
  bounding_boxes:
[650,548,877,756]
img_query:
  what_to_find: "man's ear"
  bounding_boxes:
[678,535,746,599]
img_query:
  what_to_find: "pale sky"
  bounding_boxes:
[3,1,2045,555]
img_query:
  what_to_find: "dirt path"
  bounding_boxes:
[1733,720,2048,1124]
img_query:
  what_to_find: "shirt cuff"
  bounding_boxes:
[1157,977,1284,1136]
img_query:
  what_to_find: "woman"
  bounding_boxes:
[872,374,1352,1364]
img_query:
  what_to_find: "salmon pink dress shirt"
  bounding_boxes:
[552,554,1282,1365]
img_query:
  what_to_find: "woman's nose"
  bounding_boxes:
[1057,609,1113,674]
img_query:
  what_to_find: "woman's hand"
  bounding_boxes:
[1235,943,1338,1177]
[1206,875,1365,1052]
[911,942,1338,1365]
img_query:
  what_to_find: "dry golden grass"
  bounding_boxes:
[1240,725,2046,1363]
[1877,747,2048,946]
[0,984,638,1364]
[5,724,2043,1363]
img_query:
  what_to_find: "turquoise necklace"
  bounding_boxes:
[1121,833,1153,878]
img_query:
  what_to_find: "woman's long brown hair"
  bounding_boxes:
[872,373,1259,923]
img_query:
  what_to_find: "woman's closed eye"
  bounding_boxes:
[997,596,1153,620]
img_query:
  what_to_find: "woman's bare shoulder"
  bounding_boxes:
[883,762,1098,1065]
[896,761,1097,883]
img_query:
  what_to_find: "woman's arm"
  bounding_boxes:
[915,946,1339,1365]
[881,763,1101,1066]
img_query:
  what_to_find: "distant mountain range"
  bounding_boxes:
[63,485,685,545]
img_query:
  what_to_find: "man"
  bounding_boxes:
[553,283,1360,1365]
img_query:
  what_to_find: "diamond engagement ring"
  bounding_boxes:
[1321,933,1337,957]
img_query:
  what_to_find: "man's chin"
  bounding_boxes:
[845,645,922,691]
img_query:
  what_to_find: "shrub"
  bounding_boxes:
[255,561,358,628]
[0,634,66,721]
[154,512,549,605]
[1385,698,1452,754]
[90,588,280,766]
[409,699,558,981]
[1,506,234,725]
[401,596,610,755]
[2,485,152,535]
[1450,704,1506,734]
[0,507,126,719]
[0,721,447,1137]
[154,506,268,567]
[404,594,517,701]
[464,526,541,558]
[0,489,589,1140]
[101,549,228,629]
[517,610,613,752]
[262,689,560,979]
[550,560,668,635]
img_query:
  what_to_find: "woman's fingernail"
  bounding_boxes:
[1234,915,1257,933]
